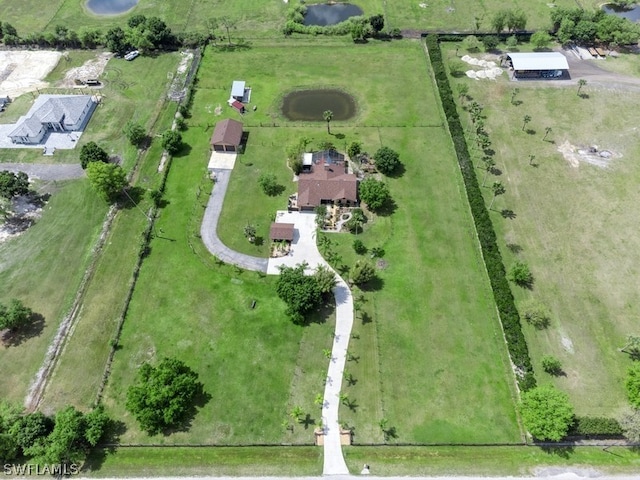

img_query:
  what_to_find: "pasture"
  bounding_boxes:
[444,42,640,415]
[98,39,522,444]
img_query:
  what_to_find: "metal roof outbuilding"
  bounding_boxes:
[507,52,570,71]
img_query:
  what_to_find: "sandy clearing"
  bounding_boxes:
[60,52,111,88]
[0,51,61,99]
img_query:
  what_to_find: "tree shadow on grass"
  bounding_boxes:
[81,419,127,473]
[539,444,575,459]
[359,276,384,292]
[300,413,316,430]
[506,243,522,254]
[118,186,146,210]
[1,313,45,347]
[501,209,517,219]
[373,198,397,217]
[360,311,372,325]
[173,143,193,158]
[526,128,536,135]
[386,162,406,179]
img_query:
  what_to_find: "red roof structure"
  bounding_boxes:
[297,158,358,210]
[269,223,295,241]
[230,100,245,114]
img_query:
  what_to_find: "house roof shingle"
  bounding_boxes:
[8,95,93,139]
[297,158,358,208]
[269,222,295,241]
[210,119,243,147]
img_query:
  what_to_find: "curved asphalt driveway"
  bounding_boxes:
[200,168,268,273]
[201,172,353,475]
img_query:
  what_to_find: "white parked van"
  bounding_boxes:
[124,50,139,61]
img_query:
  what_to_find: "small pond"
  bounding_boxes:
[281,89,356,121]
[86,0,139,15]
[602,3,640,22]
[304,3,364,26]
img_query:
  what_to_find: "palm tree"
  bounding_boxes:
[489,181,506,210]
[323,110,333,134]
[528,154,536,166]
[577,79,587,96]
[522,115,531,131]
[482,157,495,186]
[543,127,552,142]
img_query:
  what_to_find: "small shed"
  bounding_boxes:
[270,223,295,242]
[231,81,246,101]
[230,100,245,114]
[210,118,243,152]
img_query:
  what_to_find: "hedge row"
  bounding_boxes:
[568,416,623,438]
[425,34,536,391]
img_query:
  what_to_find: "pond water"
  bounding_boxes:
[602,3,640,22]
[304,3,364,26]
[86,0,139,15]
[281,89,356,121]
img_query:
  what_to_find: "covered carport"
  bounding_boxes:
[506,52,570,79]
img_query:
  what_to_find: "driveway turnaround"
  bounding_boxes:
[200,168,268,273]
[201,182,353,475]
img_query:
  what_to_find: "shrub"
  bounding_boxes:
[482,35,500,51]
[425,34,535,391]
[258,173,282,196]
[350,260,376,285]
[509,261,533,287]
[541,355,562,375]
[569,416,623,438]
[353,239,367,255]
[162,130,182,154]
[373,146,401,175]
[347,141,362,160]
[521,299,551,329]
[79,141,109,169]
[520,385,574,441]
[625,363,640,408]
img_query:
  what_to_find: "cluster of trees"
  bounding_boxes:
[426,34,535,391]
[0,403,110,465]
[490,9,527,33]
[126,357,205,435]
[0,299,33,332]
[283,7,400,40]
[551,8,640,46]
[276,264,336,325]
[0,15,210,50]
[0,171,29,199]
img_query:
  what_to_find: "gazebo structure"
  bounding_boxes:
[210,119,243,152]
[269,222,295,242]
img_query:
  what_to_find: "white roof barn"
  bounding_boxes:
[507,52,569,71]
[231,80,245,100]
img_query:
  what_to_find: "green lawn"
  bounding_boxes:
[82,445,640,477]
[444,42,640,416]
[0,180,107,403]
[0,0,588,40]
[103,40,520,445]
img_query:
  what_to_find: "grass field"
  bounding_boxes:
[0,0,595,40]
[83,445,640,476]
[97,40,522,445]
[444,43,640,416]
[0,180,107,403]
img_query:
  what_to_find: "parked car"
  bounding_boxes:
[124,50,139,61]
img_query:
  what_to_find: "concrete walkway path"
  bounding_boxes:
[201,181,353,475]
[200,168,268,273]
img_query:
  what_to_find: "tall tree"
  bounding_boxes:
[276,264,323,324]
[162,130,183,154]
[369,14,384,34]
[323,110,333,134]
[358,177,390,211]
[219,16,237,45]
[543,127,552,142]
[123,121,146,147]
[126,358,204,435]
[481,157,495,187]
[577,79,587,96]
[0,299,33,331]
[373,146,401,175]
[86,162,128,203]
[80,141,109,169]
[522,114,531,131]
[520,385,574,441]
[0,171,29,198]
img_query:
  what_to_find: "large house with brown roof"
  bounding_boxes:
[296,150,358,211]
[210,118,243,152]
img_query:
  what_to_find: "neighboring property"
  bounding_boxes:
[506,52,570,79]
[0,96,10,112]
[269,222,295,242]
[8,94,97,145]
[210,119,243,152]
[296,149,358,211]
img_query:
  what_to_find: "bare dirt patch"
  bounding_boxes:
[59,52,111,88]
[557,140,621,168]
[0,194,46,244]
[0,51,61,99]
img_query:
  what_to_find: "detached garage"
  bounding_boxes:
[506,52,569,79]
[210,119,243,152]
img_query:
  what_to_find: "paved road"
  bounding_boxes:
[0,162,84,181]
[200,168,268,273]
